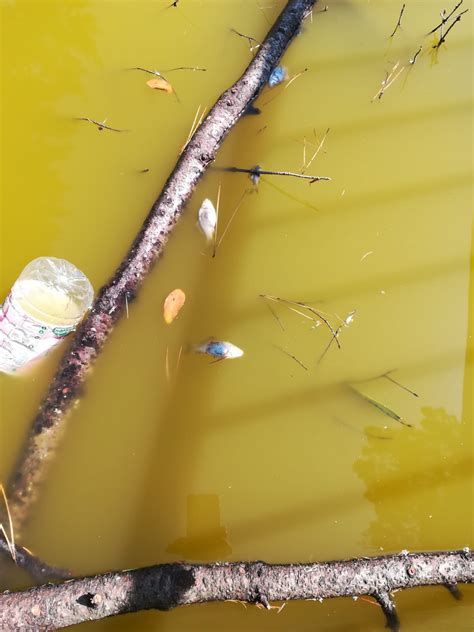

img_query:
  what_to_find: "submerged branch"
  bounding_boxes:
[0,537,71,584]
[0,550,471,629]
[5,0,319,536]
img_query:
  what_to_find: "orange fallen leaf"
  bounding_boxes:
[146,77,173,93]
[163,288,186,324]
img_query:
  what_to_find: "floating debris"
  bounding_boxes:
[268,66,286,87]
[382,372,419,397]
[193,339,244,360]
[197,198,217,243]
[230,28,261,53]
[163,288,186,324]
[0,484,16,563]
[76,117,128,132]
[274,345,308,371]
[350,386,413,427]
[390,3,406,38]
[146,77,173,93]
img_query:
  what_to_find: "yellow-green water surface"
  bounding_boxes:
[1,0,473,630]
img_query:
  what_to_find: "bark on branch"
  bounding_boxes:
[0,550,471,630]
[5,0,317,535]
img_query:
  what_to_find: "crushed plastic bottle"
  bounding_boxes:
[0,257,93,374]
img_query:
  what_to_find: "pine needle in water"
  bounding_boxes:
[0,484,16,563]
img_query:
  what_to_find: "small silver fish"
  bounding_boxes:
[193,338,244,360]
[197,198,217,243]
[268,66,286,87]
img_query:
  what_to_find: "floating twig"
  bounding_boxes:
[260,295,341,347]
[433,9,469,48]
[274,345,308,371]
[230,28,261,52]
[390,4,406,38]
[213,189,249,256]
[181,104,206,153]
[302,128,330,173]
[0,484,16,564]
[265,302,285,331]
[409,45,423,64]
[382,371,419,397]
[212,183,222,258]
[129,66,206,80]
[372,61,406,101]
[350,386,413,428]
[129,66,168,79]
[426,0,463,35]
[217,165,330,183]
[76,117,128,132]
[316,310,356,366]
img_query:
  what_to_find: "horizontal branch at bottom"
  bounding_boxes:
[0,549,472,630]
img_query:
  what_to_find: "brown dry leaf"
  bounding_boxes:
[146,77,173,93]
[163,288,186,324]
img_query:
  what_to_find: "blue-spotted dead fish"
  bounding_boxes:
[197,198,217,243]
[268,66,286,87]
[193,339,244,360]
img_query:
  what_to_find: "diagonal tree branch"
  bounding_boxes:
[0,550,471,629]
[4,0,318,536]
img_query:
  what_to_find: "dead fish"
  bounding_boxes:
[268,66,286,87]
[197,198,217,243]
[193,339,244,360]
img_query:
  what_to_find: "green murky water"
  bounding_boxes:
[1,0,473,629]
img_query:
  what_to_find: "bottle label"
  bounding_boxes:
[0,292,75,374]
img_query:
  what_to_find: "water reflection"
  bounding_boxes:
[354,407,473,551]
[166,494,231,561]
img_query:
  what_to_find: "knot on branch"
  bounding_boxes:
[77,593,102,609]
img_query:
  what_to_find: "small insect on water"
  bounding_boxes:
[193,339,244,361]
[197,198,217,243]
[268,66,286,87]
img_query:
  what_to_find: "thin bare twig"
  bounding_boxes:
[274,345,308,371]
[390,4,406,38]
[426,0,463,35]
[265,302,285,331]
[217,165,331,183]
[75,118,128,132]
[0,485,15,564]
[409,45,423,64]
[372,62,406,102]
[230,28,261,52]
[302,128,330,173]
[129,66,206,80]
[212,182,222,258]
[433,9,469,48]
[213,189,249,256]
[260,295,341,348]
[382,372,419,397]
